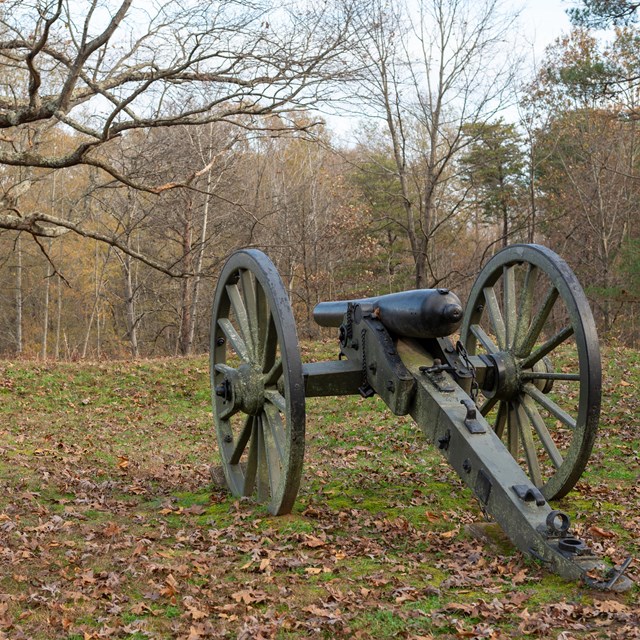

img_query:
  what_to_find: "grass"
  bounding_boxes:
[0,342,638,638]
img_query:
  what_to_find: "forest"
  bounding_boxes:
[1,0,640,359]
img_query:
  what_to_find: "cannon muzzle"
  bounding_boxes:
[313,289,463,339]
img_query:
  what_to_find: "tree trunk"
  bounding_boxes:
[15,234,23,356]
[55,270,62,360]
[178,209,194,355]
[123,249,139,358]
[54,236,63,359]
[42,245,51,360]
[186,149,213,354]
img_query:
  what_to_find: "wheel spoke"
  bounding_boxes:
[513,264,538,356]
[261,315,278,374]
[228,414,253,465]
[471,324,499,354]
[256,417,269,501]
[520,325,574,370]
[244,423,258,496]
[483,286,506,350]
[214,363,235,375]
[507,401,518,458]
[239,269,260,358]
[521,395,563,469]
[226,283,256,358]
[494,400,507,438]
[523,383,577,430]
[479,394,498,416]
[516,285,558,357]
[264,357,283,387]
[218,318,250,363]
[503,265,517,349]
[255,285,271,370]
[520,371,581,382]
[264,388,287,413]
[515,400,543,487]
[261,411,282,496]
[263,404,286,462]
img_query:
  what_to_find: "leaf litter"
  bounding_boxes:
[0,348,638,638]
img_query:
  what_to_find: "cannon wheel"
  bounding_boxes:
[460,244,601,500]
[210,249,305,515]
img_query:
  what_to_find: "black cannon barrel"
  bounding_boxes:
[313,289,464,339]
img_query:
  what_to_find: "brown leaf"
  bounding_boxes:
[444,602,477,614]
[187,625,205,640]
[588,526,616,539]
[160,573,179,598]
[185,604,208,620]
[302,534,327,548]
[231,589,266,605]
[184,504,206,515]
[130,602,155,615]
[102,522,122,537]
[595,600,628,613]
[303,604,338,618]
[259,558,271,572]
[511,569,528,584]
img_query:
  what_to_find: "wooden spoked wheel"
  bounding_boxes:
[210,250,305,515]
[460,244,601,500]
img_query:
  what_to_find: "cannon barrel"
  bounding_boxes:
[313,289,463,339]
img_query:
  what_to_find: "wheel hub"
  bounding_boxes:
[483,351,520,400]
[483,351,555,400]
[219,364,266,416]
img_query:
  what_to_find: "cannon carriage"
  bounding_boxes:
[209,244,632,590]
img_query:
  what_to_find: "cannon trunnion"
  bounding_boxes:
[209,245,633,591]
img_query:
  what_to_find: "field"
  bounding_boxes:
[0,342,639,639]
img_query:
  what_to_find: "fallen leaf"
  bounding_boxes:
[259,558,270,572]
[231,589,266,605]
[103,522,122,537]
[302,534,327,548]
[595,600,628,613]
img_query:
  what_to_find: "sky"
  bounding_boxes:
[328,0,577,140]
[516,0,573,61]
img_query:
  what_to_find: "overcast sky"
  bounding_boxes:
[516,0,573,60]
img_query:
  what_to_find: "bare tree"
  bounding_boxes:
[349,0,520,288]
[0,0,359,273]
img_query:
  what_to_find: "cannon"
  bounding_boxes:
[209,244,633,591]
